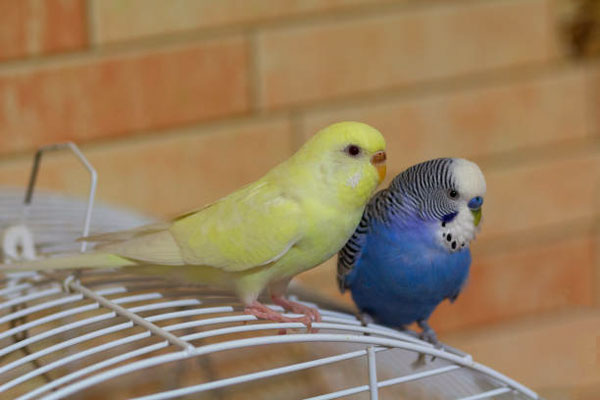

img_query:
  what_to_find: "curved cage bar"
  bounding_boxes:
[0,269,538,400]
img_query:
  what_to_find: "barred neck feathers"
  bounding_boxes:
[390,158,455,220]
[367,158,455,225]
[363,187,416,226]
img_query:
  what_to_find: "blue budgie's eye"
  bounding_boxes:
[448,189,458,199]
[468,196,483,209]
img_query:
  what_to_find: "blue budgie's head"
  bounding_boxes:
[389,158,486,252]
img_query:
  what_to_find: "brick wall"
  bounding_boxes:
[0,1,598,398]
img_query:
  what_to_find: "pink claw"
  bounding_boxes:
[271,295,321,333]
[244,300,315,333]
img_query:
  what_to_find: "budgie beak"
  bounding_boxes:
[468,196,484,226]
[471,208,482,227]
[371,151,387,183]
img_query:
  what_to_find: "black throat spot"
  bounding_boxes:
[441,212,458,225]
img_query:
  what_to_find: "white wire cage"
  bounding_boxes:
[0,143,540,400]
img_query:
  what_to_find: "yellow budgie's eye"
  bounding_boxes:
[345,144,362,157]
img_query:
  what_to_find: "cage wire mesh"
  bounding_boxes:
[0,143,540,400]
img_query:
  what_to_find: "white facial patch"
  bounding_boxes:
[438,205,481,252]
[452,159,486,199]
[346,171,362,188]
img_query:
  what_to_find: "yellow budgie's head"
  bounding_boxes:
[292,121,387,208]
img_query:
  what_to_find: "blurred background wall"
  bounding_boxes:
[0,0,598,398]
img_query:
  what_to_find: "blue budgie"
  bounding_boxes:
[337,158,485,344]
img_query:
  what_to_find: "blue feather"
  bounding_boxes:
[442,212,458,224]
[346,218,470,328]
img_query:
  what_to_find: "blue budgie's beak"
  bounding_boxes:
[468,196,483,227]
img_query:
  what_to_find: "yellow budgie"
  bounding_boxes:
[1,122,387,327]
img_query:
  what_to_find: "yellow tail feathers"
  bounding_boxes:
[0,252,136,272]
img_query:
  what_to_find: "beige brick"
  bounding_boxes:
[91,0,394,44]
[0,38,250,155]
[0,0,87,61]
[431,235,595,332]
[587,63,600,136]
[446,310,600,391]
[302,68,588,172]
[258,0,557,108]
[0,118,293,217]
[483,154,600,239]
[537,383,600,400]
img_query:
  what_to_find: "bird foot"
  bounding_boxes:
[411,353,427,369]
[411,340,444,368]
[271,295,321,333]
[419,329,440,346]
[244,300,317,333]
[356,312,375,327]
[271,295,322,322]
[355,313,375,336]
[417,320,440,346]
[413,320,443,365]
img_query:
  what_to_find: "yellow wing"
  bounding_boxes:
[169,180,302,272]
[70,180,301,270]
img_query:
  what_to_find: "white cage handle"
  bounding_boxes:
[22,142,97,253]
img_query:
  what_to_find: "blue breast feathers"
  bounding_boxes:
[345,219,471,328]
